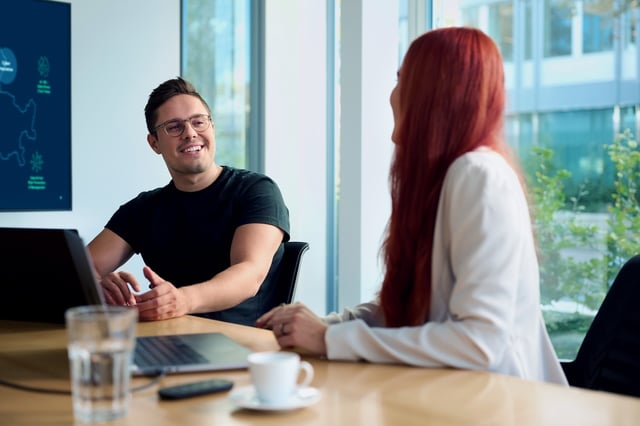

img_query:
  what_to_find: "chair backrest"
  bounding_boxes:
[271,241,309,306]
[561,254,640,397]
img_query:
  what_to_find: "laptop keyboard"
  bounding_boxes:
[134,335,209,366]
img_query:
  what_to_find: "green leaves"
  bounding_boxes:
[531,131,640,358]
[605,129,640,277]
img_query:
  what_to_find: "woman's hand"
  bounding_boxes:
[256,302,329,356]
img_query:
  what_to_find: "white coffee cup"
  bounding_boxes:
[248,351,314,404]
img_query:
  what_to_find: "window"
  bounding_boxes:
[544,0,572,57]
[489,2,514,61]
[410,0,640,360]
[583,5,613,53]
[460,2,513,60]
[181,0,253,169]
[181,1,640,354]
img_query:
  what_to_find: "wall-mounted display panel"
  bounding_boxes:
[0,0,71,211]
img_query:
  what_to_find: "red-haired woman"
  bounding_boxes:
[257,27,567,384]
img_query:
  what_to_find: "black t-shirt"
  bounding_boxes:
[105,166,290,325]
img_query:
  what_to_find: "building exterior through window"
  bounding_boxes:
[425,0,640,359]
[183,0,640,359]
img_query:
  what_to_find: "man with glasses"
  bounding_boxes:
[88,77,290,326]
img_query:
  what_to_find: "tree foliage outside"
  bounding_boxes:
[560,0,638,17]
[528,129,640,359]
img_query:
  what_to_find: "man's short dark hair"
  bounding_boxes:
[144,77,211,134]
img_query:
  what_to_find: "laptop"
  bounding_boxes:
[132,332,251,376]
[0,227,105,323]
[0,227,252,375]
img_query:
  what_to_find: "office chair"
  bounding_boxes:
[271,241,310,306]
[561,254,640,398]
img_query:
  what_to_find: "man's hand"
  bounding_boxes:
[133,266,191,321]
[100,271,141,306]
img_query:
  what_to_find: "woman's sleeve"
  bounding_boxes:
[324,302,385,326]
[325,156,528,370]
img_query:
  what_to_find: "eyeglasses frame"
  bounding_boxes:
[152,114,213,137]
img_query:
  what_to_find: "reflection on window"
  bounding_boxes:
[488,2,513,61]
[524,0,533,60]
[182,0,250,168]
[461,6,480,31]
[538,109,614,210]
[544,0,572,57]
[420,0,640,361]
[399,0,409,64]
[459,2,513,61]
[620,106,637,138]
[583,6,613,53]
[623,7,637,47]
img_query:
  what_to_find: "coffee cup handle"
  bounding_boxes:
[297,360,314,388]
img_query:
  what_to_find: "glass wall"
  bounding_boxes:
[181,0,251,169]
[422,0,640,359]
[180,0,640,356]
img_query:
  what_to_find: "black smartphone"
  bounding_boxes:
[158,378,234,400]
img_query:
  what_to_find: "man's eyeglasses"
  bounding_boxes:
[153,114,212,137]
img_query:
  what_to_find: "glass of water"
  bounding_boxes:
[65,305,138,423]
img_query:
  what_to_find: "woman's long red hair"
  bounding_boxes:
[379,27,514,327]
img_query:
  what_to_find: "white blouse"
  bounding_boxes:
[324,149,568,385]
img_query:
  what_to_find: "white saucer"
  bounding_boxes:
[228,385,321,411]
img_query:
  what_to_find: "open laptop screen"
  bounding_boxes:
[0,227,105,323]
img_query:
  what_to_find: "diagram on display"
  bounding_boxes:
[0,0,70,211]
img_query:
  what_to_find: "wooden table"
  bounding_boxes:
[1,316,639,425]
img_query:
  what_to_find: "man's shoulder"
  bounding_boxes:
[124,184,171,206]
[222,166,275,185]
[224,166,267,179]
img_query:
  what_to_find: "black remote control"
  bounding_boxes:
[158,378,234,400]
